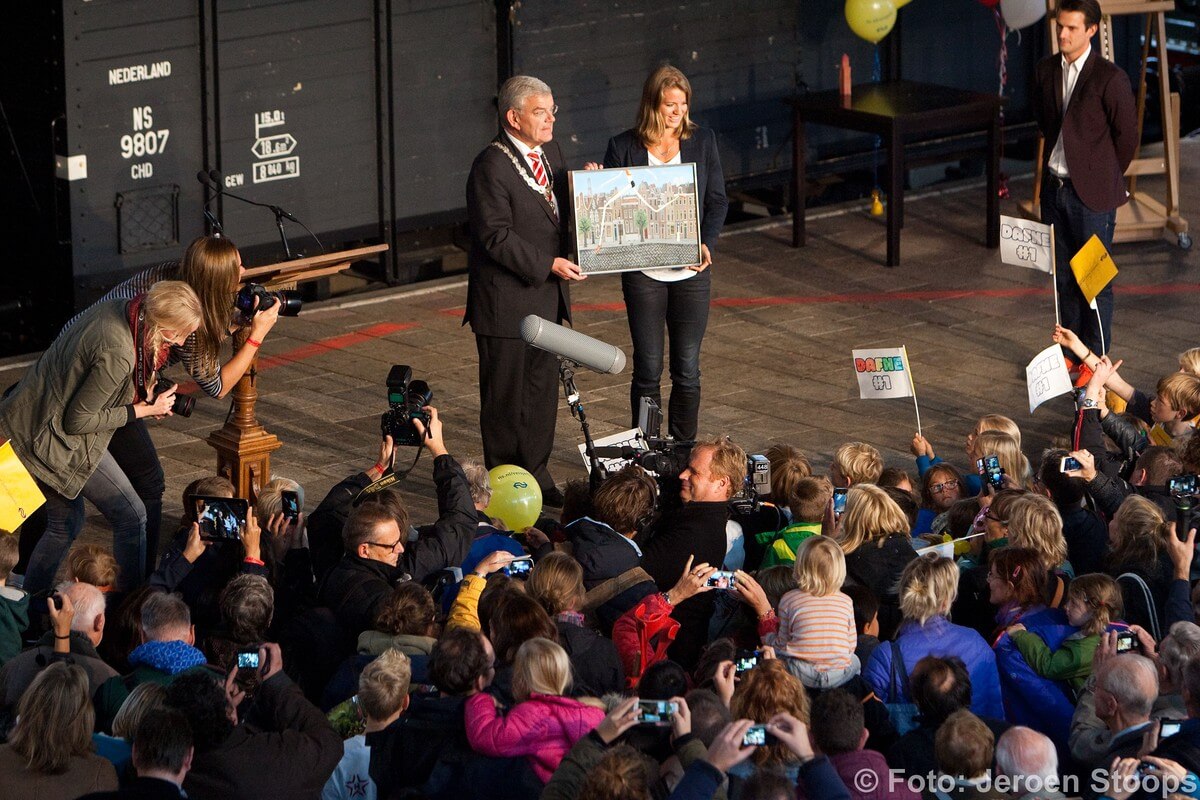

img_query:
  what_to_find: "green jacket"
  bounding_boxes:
[1010,629,1099,690]
[760,522,822,568]
[0,300,136,499]
[0,586,29,665]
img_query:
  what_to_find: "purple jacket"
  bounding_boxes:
[464,692,605,782]
[864,616,1005,720]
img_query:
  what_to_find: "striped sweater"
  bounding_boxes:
[768,589,856,670]
[63,261,229,398]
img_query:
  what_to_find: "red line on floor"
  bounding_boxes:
[173,322,416,395]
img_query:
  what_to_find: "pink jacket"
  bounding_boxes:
[464,692,605,782]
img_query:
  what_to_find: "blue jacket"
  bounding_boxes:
[992,607,1077,750]
[864,615,1004,720]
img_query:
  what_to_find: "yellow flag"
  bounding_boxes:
[1069,234,1118,304]
[0,440,45,532]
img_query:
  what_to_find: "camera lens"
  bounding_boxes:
[172,393,195,418]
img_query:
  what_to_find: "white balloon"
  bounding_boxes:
[1000,0,1046,30]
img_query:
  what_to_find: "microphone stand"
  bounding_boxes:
[559,359,607,492]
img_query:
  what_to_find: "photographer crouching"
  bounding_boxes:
[638,435,748,670]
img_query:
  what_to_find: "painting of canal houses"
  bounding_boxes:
[569,164,702,274]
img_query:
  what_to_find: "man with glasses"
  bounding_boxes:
[318,407,476,635]
[464,75,586,509]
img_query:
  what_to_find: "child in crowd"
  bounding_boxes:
[323,649,412,800]
[831,442,884,487]
[0,532,28,664]
[911,413,1024,495]
[915,464,962,537]
[1006,573,1123,691]
[766,536,858,689]
[844,584,881,668]
[67,543,119,591]
[464,637,604,782]
[760,477,833,568]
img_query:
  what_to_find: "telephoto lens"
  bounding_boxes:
[154,379,194,418]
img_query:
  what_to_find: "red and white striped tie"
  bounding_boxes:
[528,152,547,187]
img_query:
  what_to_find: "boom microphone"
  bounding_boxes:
[520,316,626,375]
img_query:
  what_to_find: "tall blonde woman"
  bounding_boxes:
[601,65,728,442]
[59,235,281,575]
[0,281,202,592]
[837,484,918,639]
[1006,494,1073,606]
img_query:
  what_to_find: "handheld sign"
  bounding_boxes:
[1069,235,1118,305]
[999,215,1052,274]
[1025,344,1074,414]
[852,346,922,436]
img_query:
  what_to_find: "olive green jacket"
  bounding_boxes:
[0,299,136,499]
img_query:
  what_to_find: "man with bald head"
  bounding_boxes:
[995,727,1067,800]
[0,580,117,709]
[1069,651,1159,772]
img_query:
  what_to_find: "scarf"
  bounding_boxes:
[128,640,207,675]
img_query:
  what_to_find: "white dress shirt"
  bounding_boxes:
[1048,44,1091,178]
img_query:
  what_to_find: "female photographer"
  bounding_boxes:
[599,64,728,442]
[0,281,202,594]
[63,235,281,575]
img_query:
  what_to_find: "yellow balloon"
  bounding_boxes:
[845,0,897,44]
[483,465,543,532]
[893,0,912,7]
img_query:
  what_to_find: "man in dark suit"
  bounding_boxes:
[465,75,585,507]
[1033,0,1137,357]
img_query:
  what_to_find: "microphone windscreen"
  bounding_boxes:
[520,316,626,375]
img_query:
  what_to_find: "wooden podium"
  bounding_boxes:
[207,244,388,499]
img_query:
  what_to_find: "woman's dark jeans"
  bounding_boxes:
[106,418,165,578]
[621,269,711,442]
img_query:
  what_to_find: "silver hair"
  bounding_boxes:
[1161,621,1200,687]
[257,476,304,521]
[59,581,105,633]
[497,75,552,127]
[140,592,192,641]
[995,727,1058,788]
[460,459,492,507]
[1100,653,1159,717]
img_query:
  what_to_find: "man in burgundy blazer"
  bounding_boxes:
[1033,0,1137,357]
[464,76,585,506]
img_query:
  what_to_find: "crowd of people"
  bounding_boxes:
[2,310,1200,800]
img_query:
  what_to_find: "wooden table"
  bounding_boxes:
[789,81,1004,266]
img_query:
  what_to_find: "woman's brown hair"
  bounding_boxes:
[987,547,1047,609]
[1107,494,1171,572]
[528,552,585,617]
[489,592,557,664]
[634,65,696,148]
[9,662,95,774]
[177,234,242,379]
[730,660,809,767]
[375,581,437,637]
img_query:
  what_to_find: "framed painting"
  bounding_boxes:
[569,163,702,274]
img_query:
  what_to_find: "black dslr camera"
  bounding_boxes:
[1170,473,1198,542]
[236,283,302,318]
[153,378,194,418]
[380,365,432,447]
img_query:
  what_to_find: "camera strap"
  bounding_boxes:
[352,444,426,506]
[132,303,152,402]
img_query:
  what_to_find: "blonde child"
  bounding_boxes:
[464,637,604,783]
[766,536,857,689]
[1006,573,1123,690]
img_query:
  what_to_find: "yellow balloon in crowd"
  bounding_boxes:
[845,0,898,44]
[484,465,543,532]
